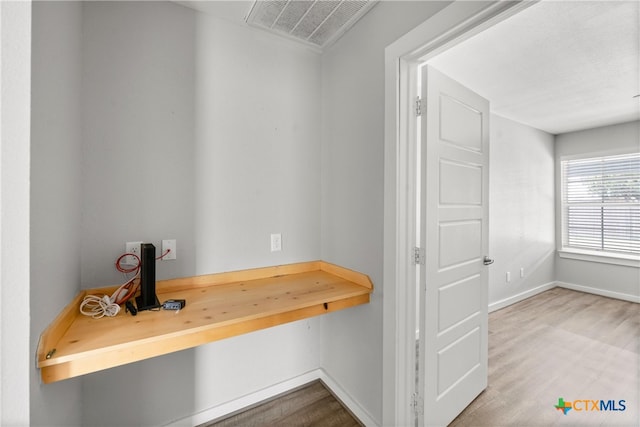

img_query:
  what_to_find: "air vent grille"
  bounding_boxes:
[246,0,377,50]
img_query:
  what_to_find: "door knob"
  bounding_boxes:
[483,256,494,265]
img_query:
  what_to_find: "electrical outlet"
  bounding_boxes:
[270,233,282,252]
[162,239,176,260]
[125,241,143,265]
[520,267,525,278]
[506,271,511,283]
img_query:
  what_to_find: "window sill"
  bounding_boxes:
[558,249,640,268]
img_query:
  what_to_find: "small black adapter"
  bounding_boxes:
[162,299,186,310]
[125,300,137,316]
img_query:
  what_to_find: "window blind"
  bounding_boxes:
[561,153,640,256]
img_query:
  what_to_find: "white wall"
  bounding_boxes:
[488,114,556,309]
[80,1,196,287]
[187,8,323,422]
[193,12,321,273]
[78,3,323,426]
[320,1,452,424]
[21,1,639,426]
[24,1,640,425]
[77,2,196,425]
[0,1,32,425]
[555,120,640,299]
[30,2,84,425]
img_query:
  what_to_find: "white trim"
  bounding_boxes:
[164,370,323,426]
[382,2,535,425]
[554,146,640,253]
[1,1,32,425]
[557,152,640,262]
[488,282,557,313]
[382,37,416,427]
[163,369,378,427]
[556,281,640,304]
[319,370,379,427]
[558,249,640,268]
[558,146,639,162]
[489,280,640,312]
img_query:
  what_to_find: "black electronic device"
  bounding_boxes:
[162,299,186,311]
[135,243,161,311]
[125,300,137,316]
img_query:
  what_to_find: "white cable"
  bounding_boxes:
[79,253,141,319]
[80,294,121,319]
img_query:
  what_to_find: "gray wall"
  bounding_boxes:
[25,2,458,425]
[78,5,197,423]
[555,120,640,299]
[80,1,196,287]
[77,3,322,426]
[79,5,197,422]
[193,10,321,273]
[183,8,322,422]
[319,1,452,422]
[25,1,639,426]
[489,114,556,306]
[30,2,84,425]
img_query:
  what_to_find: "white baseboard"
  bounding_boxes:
[488,282,556,313]
[165,280,637,427]
[556,281,640,303]
[164,369,323,427]
[317,370,379,427]
[488,281,639,312]
[163,368,379,427]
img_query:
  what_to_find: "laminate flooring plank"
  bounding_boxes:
[204,382,328,427]
[202,289,636,427]
[203,381,361,427]
[276,395,361,427]
[451,288,640,427]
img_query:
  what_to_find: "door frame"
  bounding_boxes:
[382,2,536,425]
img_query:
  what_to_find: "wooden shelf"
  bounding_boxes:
[37,261,372,384]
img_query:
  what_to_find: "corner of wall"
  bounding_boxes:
[554,121,640,299]
[488,114,556,306]
[1,1,32,425]
[30,1,84,425]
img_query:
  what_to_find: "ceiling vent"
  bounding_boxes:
[246,0,377,50]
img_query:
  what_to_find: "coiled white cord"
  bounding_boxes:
[79,273,139,318]
[79,248,171,319]
[80,294,121,319]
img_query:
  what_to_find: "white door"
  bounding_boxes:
[418,66,490,426]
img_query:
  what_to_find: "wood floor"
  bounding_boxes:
[200,288,637,427]
[201,380,361,427]
[451,287,639,427]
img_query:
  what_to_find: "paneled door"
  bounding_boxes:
[418,65,491,426]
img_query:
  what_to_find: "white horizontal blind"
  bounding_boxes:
[562,153,640,256]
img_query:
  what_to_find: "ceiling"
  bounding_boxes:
[175,1,254,24]
[177,1,638,135]
[429,0,640,135]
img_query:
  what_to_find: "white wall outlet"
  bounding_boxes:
[520,267,524,278]
[162,239,176,260]
[270,233,282,252]
[506,271,511,283]
[124,241,143,265]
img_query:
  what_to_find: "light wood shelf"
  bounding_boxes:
[37,261,372,384]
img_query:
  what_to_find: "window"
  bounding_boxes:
[560,153,639,262]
